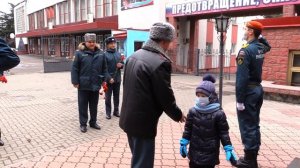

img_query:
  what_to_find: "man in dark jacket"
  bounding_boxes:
[104,37,124,119]
[0,38,21,146]
[71,33,108,133]
[235,21,271,168]
[119,22,186,168]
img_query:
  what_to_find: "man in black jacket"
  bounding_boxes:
[104,37,124,119]
[120,22,186,168]
[0,38,20,146]
[71,33,108,133]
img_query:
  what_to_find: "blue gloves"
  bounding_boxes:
[179,138,189,158]
[224,145,238,166]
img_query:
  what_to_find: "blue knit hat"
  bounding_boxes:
[196,74,216,96]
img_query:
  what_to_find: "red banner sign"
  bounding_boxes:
[166,0,300,17]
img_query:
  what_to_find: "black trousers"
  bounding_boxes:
[78,90,99,126]
[105,82,121,116]
[237,85,263,151]
[189,162,215,168]
[127,135,155,168]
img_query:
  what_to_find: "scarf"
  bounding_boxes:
[194,102,221,113]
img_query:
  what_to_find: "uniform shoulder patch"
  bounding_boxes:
[237,57,244,65]
[237,49,246,65]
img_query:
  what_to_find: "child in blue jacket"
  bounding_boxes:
[180,75,237,168]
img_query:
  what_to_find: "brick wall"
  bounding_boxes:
[262,27,300,85]
[283,5,295,17]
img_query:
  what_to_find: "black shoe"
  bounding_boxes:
[113,113,120,117]
[90,123,101,130]
[80,126,87,133]
[106,115,111,119]
[0,139,4,146]
[237,150,258,168]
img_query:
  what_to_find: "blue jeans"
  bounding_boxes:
[127,135,155,168]
[237,85,263,151]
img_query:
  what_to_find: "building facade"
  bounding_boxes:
[117,0,243,74]
[165,0,300,85]
[14,0,119,58]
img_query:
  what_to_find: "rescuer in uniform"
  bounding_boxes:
[235,21,271,168]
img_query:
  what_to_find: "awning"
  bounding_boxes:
[114,32,127,39]
[16,16,118,38]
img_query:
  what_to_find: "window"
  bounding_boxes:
[46,6,56,26]
[16,7,25,33]
[117,40,124,53]
[112,0,118,15]
[87,0,92,14]
[206,43,212,54]
[48,37,56,55]
[289,51,300,86]
[96,35,104,50]
[96,0,103,18]
[59,1,70,24]
[36,10,45,29]
[104,0,111,17]
[61,37,70,57]
[75,0,81,21]
[75,0,87,21]
[81,0,87,20]
[28,14,35,30]
[28,38,35,53]
[231,43,236,54]
[231,17,237,24]
[75,36,84,48]
[59,3,65,24]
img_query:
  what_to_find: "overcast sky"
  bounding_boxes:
[0,0,23,13]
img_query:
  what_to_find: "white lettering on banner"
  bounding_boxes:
[208,0,214,10]
[202,1,208,10]
[250,0,257,5]
[220,0,227,9]
[230,0,235,8]
[213,0,219,9]
[182,4,186,14]
[172,5,176,14]
[176,4,182,14]
[197,1,202,10]
[243,0,250,6]
[186,3,192,14]
[263,0,271,4]
[169,0,299,16]
[191,2,197,12]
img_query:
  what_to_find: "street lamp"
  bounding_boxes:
[214,15,230,107]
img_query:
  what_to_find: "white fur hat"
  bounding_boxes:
[84,33,96,42]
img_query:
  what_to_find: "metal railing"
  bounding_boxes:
[196,48,233,80]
